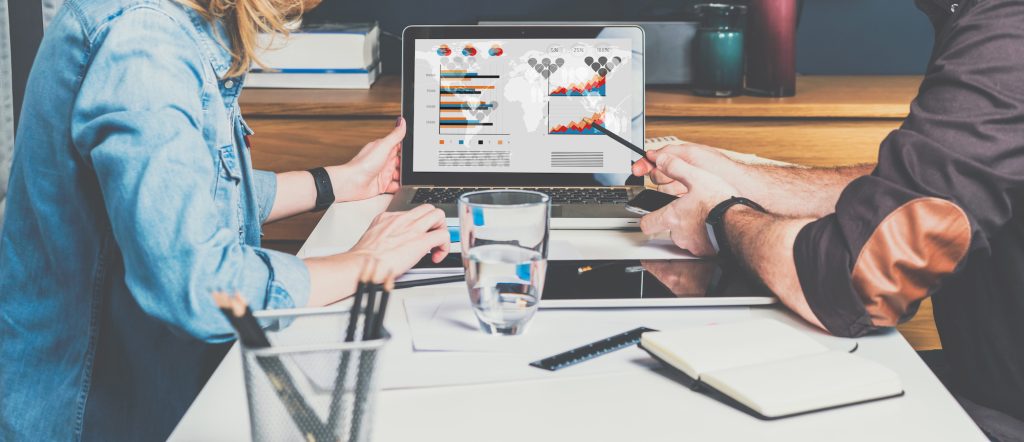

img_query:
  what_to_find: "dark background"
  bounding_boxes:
[306,0,935,76]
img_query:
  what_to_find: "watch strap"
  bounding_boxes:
[308,167,335,212]
[705,197,766,259]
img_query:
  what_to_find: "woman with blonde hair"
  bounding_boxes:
[0,0,448,439]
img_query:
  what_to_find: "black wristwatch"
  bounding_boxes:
[705,197,766,261]
[308,167,335,212]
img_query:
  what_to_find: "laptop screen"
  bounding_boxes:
[406,28,644,185]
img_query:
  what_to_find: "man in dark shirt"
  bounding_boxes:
[633,0,1024,438]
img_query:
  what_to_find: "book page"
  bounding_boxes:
[640,319,828,379]
[701,350,903,418]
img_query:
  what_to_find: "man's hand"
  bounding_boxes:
[348,204,451,276]
[327,117,405,203]
[639,154,739,256]
[632,143,748,196]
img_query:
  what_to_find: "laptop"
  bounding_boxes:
[388,25,647,229]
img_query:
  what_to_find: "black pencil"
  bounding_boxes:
[592,122,648,159]
[350,274,393,442]
[369,277,393,340]
[214,293,329,441]
[326,259,375,434]
[393,274,466,289]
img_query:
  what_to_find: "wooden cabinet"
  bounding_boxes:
[239,75,941,351]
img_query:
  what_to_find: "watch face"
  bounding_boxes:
[705,223,721,253]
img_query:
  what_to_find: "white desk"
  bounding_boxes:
[170,196,985,441]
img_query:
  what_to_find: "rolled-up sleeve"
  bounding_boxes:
[793,0,1024,337]
[70,7,309,342]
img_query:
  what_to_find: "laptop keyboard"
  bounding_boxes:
[410,187,630,205]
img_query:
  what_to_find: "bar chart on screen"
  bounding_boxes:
[437,67,507,135]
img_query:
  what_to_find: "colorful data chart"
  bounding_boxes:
[549,108,605,135]
[488,44,504,56]
[436,45,452,57]
[550,74,606,96]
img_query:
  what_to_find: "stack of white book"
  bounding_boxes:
[246,22,381,89]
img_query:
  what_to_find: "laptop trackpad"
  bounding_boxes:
[550,206,564,217]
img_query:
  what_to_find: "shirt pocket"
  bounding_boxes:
[212,144,243,217]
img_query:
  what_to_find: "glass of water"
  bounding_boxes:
[458,190,550,336]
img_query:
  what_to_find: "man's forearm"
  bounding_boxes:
[724,206,825,330]
[736,164,873,218]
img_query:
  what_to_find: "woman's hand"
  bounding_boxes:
[327,117,405,203]
[348,204,451,276]
[304,204,451,306]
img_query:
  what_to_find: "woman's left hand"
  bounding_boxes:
[327,117,405,202]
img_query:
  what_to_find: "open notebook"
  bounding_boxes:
[639,319,904,419]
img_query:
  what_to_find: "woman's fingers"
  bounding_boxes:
[406,206,447,234]
[415,228,451,261]
[377,117,407,149]
[431,240,451,263]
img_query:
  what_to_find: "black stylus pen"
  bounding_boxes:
[592,123,648,159]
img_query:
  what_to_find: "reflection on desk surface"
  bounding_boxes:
[544,259,773,301]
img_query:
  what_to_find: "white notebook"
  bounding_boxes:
[640,319,904,419]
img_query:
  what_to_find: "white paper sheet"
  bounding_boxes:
[404,293,751,355]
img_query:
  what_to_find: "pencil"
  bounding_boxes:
[350,273,393,442]
[592,123,648,159]
[326,259,375,434]
[393,274,465,289]
[214,293,329,441]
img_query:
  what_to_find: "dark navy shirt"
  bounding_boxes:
[795,0,1024,422]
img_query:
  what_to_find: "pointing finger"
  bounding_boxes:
[632,158,655,176]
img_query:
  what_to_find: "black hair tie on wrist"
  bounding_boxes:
[308,167,335,212]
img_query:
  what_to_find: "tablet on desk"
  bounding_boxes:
[413,257,777,308]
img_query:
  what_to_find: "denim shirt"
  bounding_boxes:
[0,0,311,439]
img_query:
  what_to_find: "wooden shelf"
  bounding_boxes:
[647,76,920,119]
[240,75,921,119]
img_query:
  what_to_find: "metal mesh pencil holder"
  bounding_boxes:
[242,307,389,442]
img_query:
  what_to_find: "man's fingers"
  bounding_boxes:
[649,168,677,185]
[639,205,672,235]
[657,181,689,196]
[655,155,706,188]
[632,158,655,176]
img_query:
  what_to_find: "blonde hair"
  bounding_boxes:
[176,0,319,78]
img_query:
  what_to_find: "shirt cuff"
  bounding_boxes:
[253,169,278,224]
[254,248,311,311]
[793,215,877,337]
